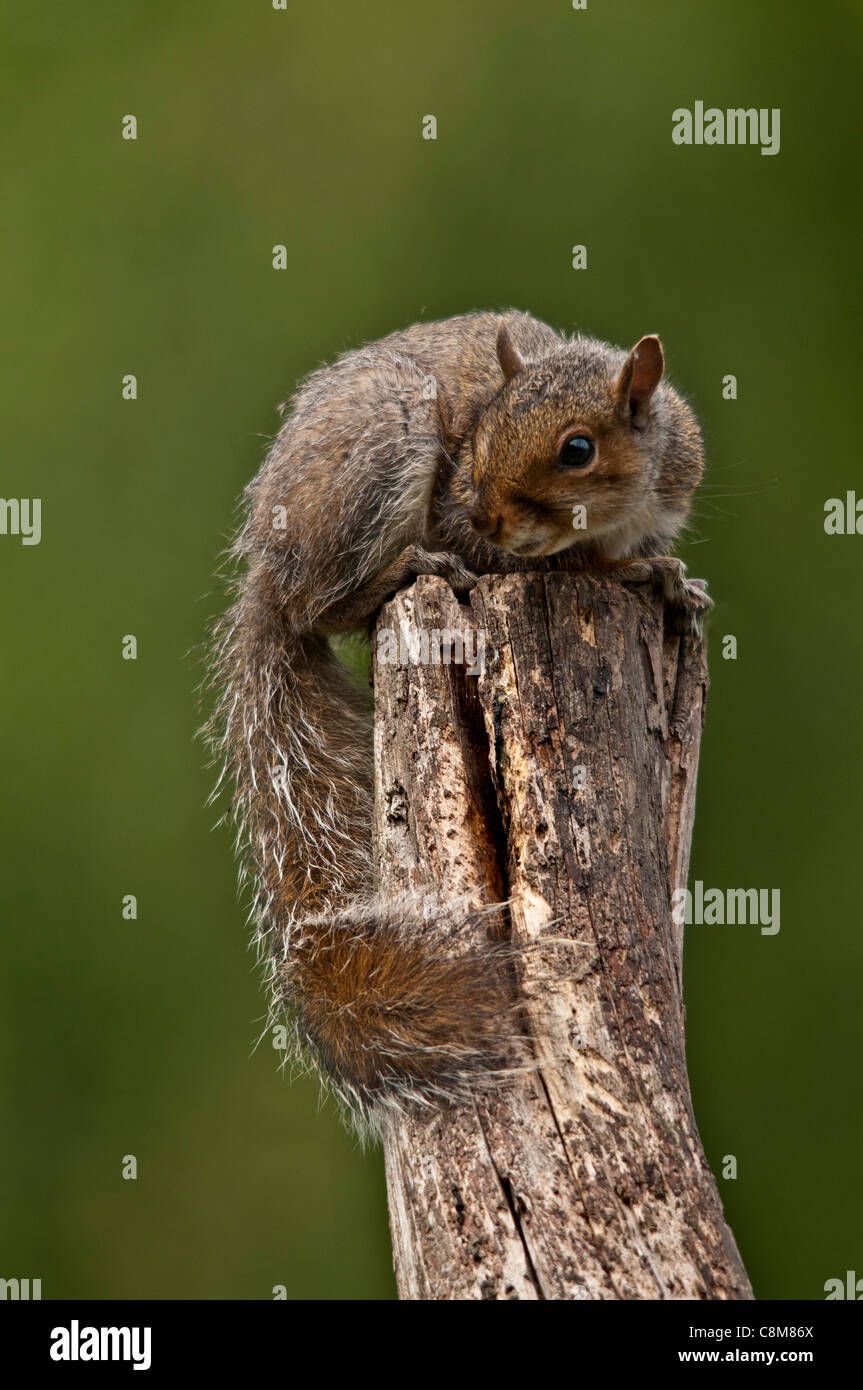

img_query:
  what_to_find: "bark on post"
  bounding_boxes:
[372,571,752,1301]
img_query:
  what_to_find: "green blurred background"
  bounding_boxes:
[1,1,860,1299]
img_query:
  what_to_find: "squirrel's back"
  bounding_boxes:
[375,309,565,428]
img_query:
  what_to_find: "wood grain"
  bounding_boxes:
[373,571,752,1301]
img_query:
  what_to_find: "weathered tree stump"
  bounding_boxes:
[372,571,752,1301]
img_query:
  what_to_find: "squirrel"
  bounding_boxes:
[208,309,710,1131]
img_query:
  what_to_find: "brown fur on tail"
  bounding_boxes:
[208,575,517,1131]
[283,896,517,1127]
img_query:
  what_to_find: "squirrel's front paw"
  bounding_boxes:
[409,547,479,599]
[666,582,712,636]
[654,559,713,636]
[617,556,713,636]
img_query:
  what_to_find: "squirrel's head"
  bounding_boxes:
[463,320,704,559]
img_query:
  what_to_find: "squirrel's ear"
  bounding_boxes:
[616,335,664,425]
[496,320,526,382]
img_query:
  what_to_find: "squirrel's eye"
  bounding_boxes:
[558,434,595,469]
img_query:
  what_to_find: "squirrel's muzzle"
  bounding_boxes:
[467,503,503,542]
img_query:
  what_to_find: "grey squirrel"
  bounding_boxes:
[208,309,709,1130]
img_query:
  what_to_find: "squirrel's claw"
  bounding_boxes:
[667,582,712,637]
[615,556,713,637]
[411,547,479,599]
[656,560,713,637]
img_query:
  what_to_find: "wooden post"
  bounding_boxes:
[372,571,752,1301]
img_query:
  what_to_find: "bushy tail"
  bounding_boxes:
[286,896,515,1129]
[208,571,515,1129]
[208,570,374,935]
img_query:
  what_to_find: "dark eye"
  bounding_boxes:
[558,434,595,469]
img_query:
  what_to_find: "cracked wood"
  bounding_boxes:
[373,571,752,1301]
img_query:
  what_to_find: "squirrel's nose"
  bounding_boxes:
[468,505,502,540]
